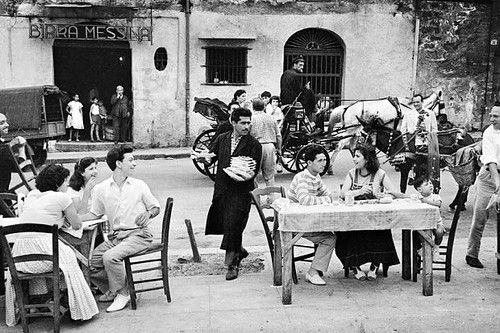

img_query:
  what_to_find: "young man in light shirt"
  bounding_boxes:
[466,104,500,268]
[288,144,337,285]
[84,146,160,312]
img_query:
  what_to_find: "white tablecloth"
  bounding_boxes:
[275,199,441,232]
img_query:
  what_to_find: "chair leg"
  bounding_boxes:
[412,231,420,282]
[292,261,298,284]
[124,258,137,310]
[445,248,452,282]
[344,266,349,278]
[14,280,29,333]
[53,275,61,333]
[161,250,171,303]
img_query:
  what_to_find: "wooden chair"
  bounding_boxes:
[0,192,18,217]
[124,197,173,309]
[251,186,317,284]
[0,224,62,333]
[412,191,465,282]
[3,144,39,192]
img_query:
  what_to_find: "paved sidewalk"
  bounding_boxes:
[1,237,499,332]
[47,147,192,164]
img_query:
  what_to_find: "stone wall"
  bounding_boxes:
[416,0,495,130]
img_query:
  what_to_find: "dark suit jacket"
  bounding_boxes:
[205,132,262,235]
[110,94,130,118]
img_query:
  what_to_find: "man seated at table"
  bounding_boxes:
[288,144,337,285]
[82,146,160,312]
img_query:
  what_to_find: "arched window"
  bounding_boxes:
[154,47,168,71]
[284,28,345,107]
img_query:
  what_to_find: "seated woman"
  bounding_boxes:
[67,157,98,214]
[336,143,403,281]
[5,164,99,326]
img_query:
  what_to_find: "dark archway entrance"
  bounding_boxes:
[284,28,345,107]
[53,39,132,141]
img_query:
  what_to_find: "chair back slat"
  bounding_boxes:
[13,254,53,263]
[0,192,18,217]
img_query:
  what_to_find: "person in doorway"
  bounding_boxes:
[200,107,262,281]
[66,94,84,142]
[250,98,282,188]
[465,104,500,269]
[83,146,160,312]
[287,144,337,285]
[98,100,108,140]
[89,97,101,142]
[110,85,130,144]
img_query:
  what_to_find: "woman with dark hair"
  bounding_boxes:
[230,89,247,107]
[5,164,98,326]
[67,157,98,213]
[336,144,403,281]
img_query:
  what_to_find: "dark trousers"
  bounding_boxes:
[399,158,415,193]
[113,116,129,142]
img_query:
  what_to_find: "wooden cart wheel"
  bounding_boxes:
[204,160,217,181]
[280,142,302,174]
[295,144,330,176]
[192,128,217,176]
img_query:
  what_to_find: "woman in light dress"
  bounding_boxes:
[67,157,98,214]
[66,94,84,142]
[5,164,99,326]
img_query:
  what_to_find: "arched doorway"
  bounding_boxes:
[284,28,345,107]
[53,38,132,141]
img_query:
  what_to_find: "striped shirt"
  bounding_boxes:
[288,169,332,206]
[250,111,281,144]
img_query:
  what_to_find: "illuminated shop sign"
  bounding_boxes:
[29,23,152,42]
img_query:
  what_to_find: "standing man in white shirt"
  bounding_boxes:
[466,104,500,268]
[398,94,438,193]
[84,146,160,312]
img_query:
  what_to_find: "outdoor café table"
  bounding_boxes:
[0,217,107,295]
[272,199,441,305]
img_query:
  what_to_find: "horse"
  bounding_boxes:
[322,91,442,172]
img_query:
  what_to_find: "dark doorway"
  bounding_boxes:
[284,28,345,108]
[53,39,132,141]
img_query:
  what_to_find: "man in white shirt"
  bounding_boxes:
[84,146,160,312]
[466,104,500,268]
[398,94,438,192]
[288,145,336,285]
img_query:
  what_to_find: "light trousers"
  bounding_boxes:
[467,167,497,258]
[303,232,337,273]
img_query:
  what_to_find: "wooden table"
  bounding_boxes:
[272,199,441,305]
[0,218,107,295]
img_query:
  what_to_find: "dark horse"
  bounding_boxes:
[359,116,474,197]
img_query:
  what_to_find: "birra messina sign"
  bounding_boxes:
[29,23,152,42]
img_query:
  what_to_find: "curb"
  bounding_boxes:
[47,151,191,164]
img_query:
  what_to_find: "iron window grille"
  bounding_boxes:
[203,47,249,84]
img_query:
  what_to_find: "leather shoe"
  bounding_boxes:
[305,272,326,285]
[236,248,249,266]
[98,290,117,302]
[106,294,130,312]
[465,255,484,268]
[226,265,239,281]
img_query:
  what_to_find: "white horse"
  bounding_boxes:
[325,91,442,171]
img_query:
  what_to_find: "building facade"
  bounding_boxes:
[0,0,496,147]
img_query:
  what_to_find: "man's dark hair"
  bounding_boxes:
[106,145,133,171]
[355,143,379,175]
[252,98,265,112]
[233,89,246,101]
[69,157,97,191]
[35,164,70,192]
[413,175,430,190]
[293,55,305,64]
[412,94,423,102]
[304,144,325,163]
[230,107,252,123]
[260,91,271,99]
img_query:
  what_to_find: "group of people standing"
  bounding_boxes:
[65,85,131,143]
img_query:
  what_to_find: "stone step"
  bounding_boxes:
[53,140,132,152]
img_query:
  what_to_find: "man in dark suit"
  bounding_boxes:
[200,107,262,281]
[110,85,130,143]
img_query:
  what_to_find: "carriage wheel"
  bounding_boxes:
[296,144,330,176]
[204,160,217,181]
[192,128,217,176]
[280,142,302,174]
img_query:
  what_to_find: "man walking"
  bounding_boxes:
[85,146,160,312]
[110,85,130,143]
[202,107,262,281]
[250,98,282,188]
[465,104,500,268]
